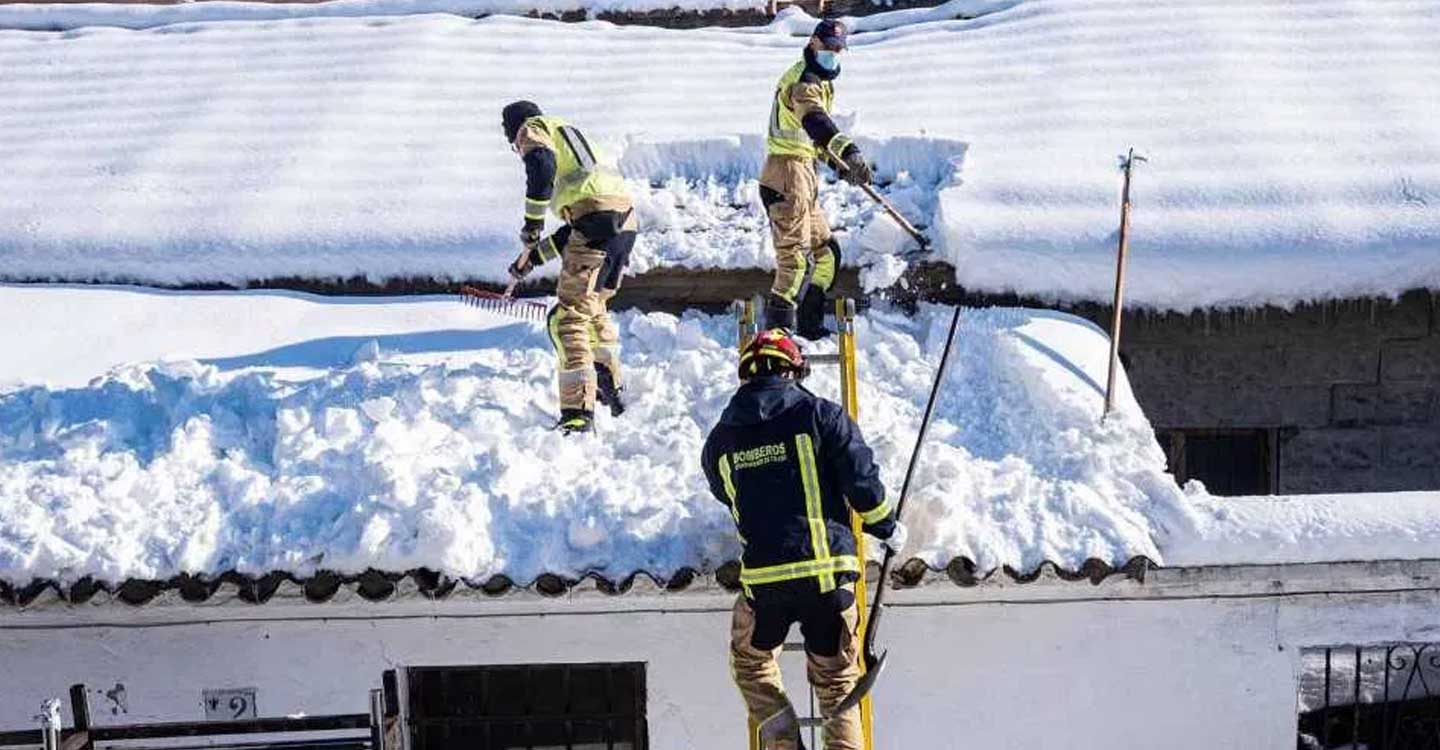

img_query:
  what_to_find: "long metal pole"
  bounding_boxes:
[835,300,964,713]
[1103,149,1143,420]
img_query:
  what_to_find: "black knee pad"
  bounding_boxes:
[759,185,786,212]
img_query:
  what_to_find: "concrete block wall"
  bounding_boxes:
[1118,290,1439,493]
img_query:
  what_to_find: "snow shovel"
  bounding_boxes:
[860,183,931,255]
[835,300,964,715]
[831,156,933,254]
[458,246,549,322]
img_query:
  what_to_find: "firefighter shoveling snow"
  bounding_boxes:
[2,0,1438,309]
[0,286,1198,585]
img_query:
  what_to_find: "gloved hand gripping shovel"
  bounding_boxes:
[459,246,548,322]
[834,301,963,714]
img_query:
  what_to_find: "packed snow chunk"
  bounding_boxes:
[0,288,1190,584]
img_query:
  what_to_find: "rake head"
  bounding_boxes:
[459,285,549,322]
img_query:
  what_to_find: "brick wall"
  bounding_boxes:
[1120,291,1439,493]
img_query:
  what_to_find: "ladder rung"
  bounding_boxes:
[797,718,825,729]
[807,353,842,365]
[781,641,807,652]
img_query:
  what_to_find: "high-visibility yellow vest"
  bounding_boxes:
[525,115,628,218]
[766,62,833,159]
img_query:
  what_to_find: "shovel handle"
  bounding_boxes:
[860,184,930,248]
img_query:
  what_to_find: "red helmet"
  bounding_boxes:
[738,328,809,381]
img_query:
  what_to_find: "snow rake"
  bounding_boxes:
[458,283,548,322]
[835,299,964,715]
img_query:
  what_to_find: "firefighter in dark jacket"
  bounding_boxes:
[701,329,906,750]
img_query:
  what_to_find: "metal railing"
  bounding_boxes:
[0,685,379,750]
[1297,644,1440,750]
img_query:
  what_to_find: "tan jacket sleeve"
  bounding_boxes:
[787,81,829,119]
[514,120,556,156]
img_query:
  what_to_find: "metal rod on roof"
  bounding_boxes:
[38,699,62,750]
[1103,148,1146,421]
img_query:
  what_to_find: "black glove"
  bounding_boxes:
[841,147,873,186]
[508,255,532,281]
[519,217,544,248]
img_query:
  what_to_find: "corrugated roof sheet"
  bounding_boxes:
[0,556,1156,608]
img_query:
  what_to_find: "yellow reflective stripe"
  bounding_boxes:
[525,198,548,220]
[811,248,836,292]
[780,255,809,303]
[739,555,859,586]
[827,134,853,165]
[546,305,563,353]
[795,433,835,593]
[718,455,739,520]
[536,236,560,263]
[857,498,893,525]
[766,62,819,159]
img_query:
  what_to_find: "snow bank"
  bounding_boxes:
[0,0,1000,33]
[0,0,764,32]
[1,0,1437,308]
[0,286,1191,584]
[1167,491,1440,568]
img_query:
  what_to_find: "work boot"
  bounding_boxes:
[763,295,798,332]
[795,286,830,340]
[555,409,594,435]
[595,363,626,417]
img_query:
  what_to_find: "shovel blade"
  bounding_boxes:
[834,649,888,715]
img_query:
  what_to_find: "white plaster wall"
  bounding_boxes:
[2,583,1438,750]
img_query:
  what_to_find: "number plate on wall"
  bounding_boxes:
[202,688,258,721]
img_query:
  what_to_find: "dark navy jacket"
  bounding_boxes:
[701,375,893,594]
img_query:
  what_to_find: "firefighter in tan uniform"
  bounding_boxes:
[502,101,636,435]
[702,330,906,750]
[761,20,873,338]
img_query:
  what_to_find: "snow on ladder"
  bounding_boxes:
[734,297,876,750]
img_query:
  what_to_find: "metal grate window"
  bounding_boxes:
[404,663,646,750]
[1297,644,1440,750]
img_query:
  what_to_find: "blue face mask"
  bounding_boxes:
[814,50,841,72]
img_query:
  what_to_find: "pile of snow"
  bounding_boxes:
[1,0,1437,309]
[0,285,1192,584]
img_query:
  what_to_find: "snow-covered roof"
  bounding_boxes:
[1,0,1437,310]
[3,286,1439,591]
[0,286,1184,586]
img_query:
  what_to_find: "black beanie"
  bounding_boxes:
[502,100,543,143]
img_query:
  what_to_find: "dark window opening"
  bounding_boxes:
[404,663,647,750]
[1297,644,1440,750]
[1157,428,1275,495]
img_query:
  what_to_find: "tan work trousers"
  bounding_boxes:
[760,155,836,306]
[729,594,862,750]
[547,209,635,412]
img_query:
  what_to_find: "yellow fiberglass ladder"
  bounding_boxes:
[734,296,875,750]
